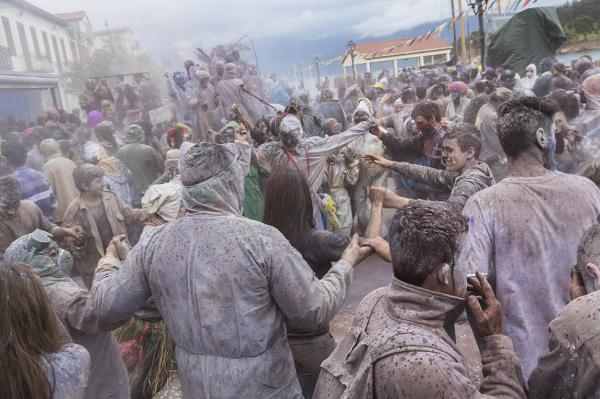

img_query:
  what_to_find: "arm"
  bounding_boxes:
[117,194,149,224]
[305,121,369,159]
[391,161,457,191]
[365,187,385,238]
[378,132,422,161]
[91,234,153,324]
[268,233,367,332]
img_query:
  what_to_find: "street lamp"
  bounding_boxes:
[347,40,357,81]
[315,56,321,89]
[467,0,486,68]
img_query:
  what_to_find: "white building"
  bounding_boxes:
[0,0,88,120]
[94,26,139,54]
[342,36,452,78]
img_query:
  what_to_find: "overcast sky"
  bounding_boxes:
[32,0,569,60]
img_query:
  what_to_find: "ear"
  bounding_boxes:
[466,146,476,160]
[536,127,548,149]
[435,263,453,287]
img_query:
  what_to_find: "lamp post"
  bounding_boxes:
[347,40,357,81]
[467,0,486,68]
[315,56,321,89]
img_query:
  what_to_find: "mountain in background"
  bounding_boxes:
[249,15,483,75]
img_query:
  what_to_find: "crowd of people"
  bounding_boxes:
[2,42,600,399]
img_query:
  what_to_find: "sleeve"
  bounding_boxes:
[312,231,349,264]
[443,175,490,212]
[305,121,369,159]
[380,132,422,161]
[116,193,149,224]
[463,197,494,277]
[265,231,353,332]
[91,233,153,324]
[255,143,275,175]
[373,351,479,398]
[391,161,457,191]
[479,335,527,398]
[63,289,124,334]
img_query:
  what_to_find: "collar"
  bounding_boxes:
[77,191,107,210]
[384,278,466,336]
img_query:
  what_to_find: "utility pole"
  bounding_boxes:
[347,40,357,81]
[467,0,486,68]
[458,0,467,61]
[315,56,321,88]
[497,0,502,14]
[451,0,458,61]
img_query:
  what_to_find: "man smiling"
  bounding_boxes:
[365,123,495,211]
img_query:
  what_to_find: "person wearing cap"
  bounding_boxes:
[91,141,371,398]
[446,81,471,123]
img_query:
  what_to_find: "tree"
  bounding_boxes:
[569,15,596,41]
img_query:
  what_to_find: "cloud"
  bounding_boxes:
[32,0,569,62]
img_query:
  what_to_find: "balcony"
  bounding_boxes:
[0,46,13,70]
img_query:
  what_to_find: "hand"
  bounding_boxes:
[570,263,600,300]
[467,272,503,337]
[440,117,451,131]
[360,236,392,263]
[364,154,393,169]
[369,123,382,138]
[341,234,372,267]
[382,93,392,104]
[369,186,387,206]
[105,234,130,261]
[64,225,84,240]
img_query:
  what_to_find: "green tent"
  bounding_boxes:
[487,7,566,74]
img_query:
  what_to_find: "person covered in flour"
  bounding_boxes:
[256,112,372,229]
[345,98,389,235]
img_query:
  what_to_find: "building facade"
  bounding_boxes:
[341,36,452,78]
[0,0,93,120]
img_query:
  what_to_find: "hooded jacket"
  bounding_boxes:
[92,142,355,398]
[313,278,526,398]
[391,161,496,211]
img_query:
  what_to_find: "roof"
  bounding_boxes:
[94,27,133,36]
[6,0,66,26]
[349,36,452,61]
[54,11,88,22]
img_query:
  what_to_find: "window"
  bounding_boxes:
[41,31,51,60]
[51,35,61,73]
[70,41,78,62]
[30,27,40,55]
[1,16,16,55]
[59,38,68,62]
[16,22,32,70]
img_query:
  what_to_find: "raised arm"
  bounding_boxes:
[91,234,153,324]
[390,161,457,191]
